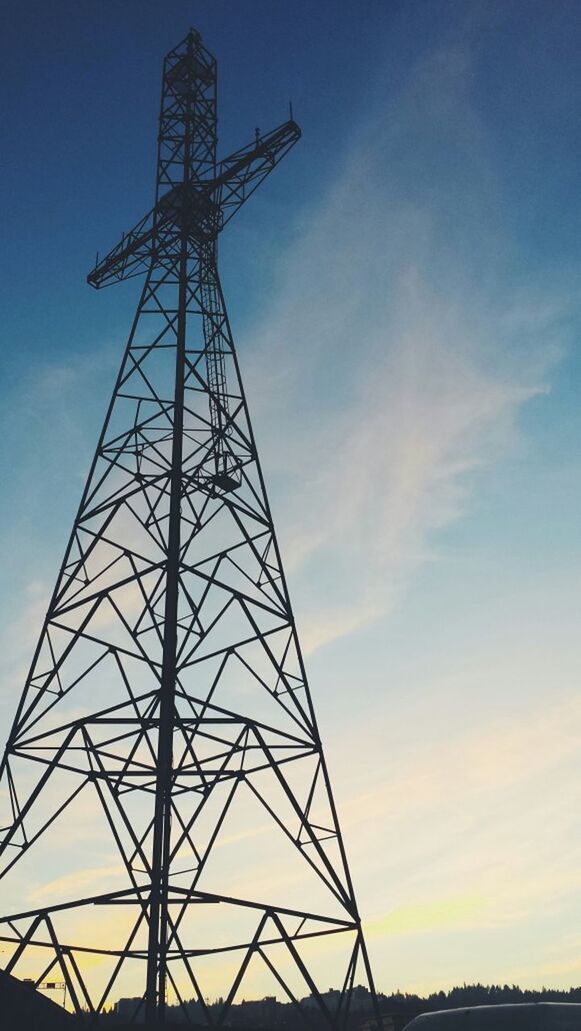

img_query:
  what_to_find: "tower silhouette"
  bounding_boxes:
[0,30,379,1028]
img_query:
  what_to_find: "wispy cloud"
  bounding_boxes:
[242,47,569,654]
[28,863,124,903]
[367,894,486,938]
[335,686,581,956]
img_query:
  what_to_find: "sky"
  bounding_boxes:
[2,0,581,1003]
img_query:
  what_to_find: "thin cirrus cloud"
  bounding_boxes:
[241,46,567,655]
[339,685,581,960]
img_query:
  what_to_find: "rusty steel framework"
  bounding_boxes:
[0,29,380,1028]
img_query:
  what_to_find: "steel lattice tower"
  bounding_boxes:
[0,30,379,1028]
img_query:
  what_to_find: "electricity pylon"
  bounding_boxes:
[0,29,379,1028]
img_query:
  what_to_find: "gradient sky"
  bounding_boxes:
[2,0,581,1000]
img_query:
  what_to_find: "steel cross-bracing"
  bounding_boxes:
[0,29,380,1029]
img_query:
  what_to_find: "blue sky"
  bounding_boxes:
[2,0,581,999]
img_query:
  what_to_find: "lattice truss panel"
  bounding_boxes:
[0,29,378,1027]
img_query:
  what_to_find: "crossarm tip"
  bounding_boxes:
[214,119,301,230]
[87,208,156,289]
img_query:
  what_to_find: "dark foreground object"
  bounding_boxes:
[405,1003,581,1029]
[0,968,75,1029]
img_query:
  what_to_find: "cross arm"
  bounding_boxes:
[215,119,301,229]
[87,207,157,289]
[87,118,301,288]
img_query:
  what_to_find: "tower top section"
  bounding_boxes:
[157,28,218,191]
[165,28,215,84]
[88,27,300,288]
